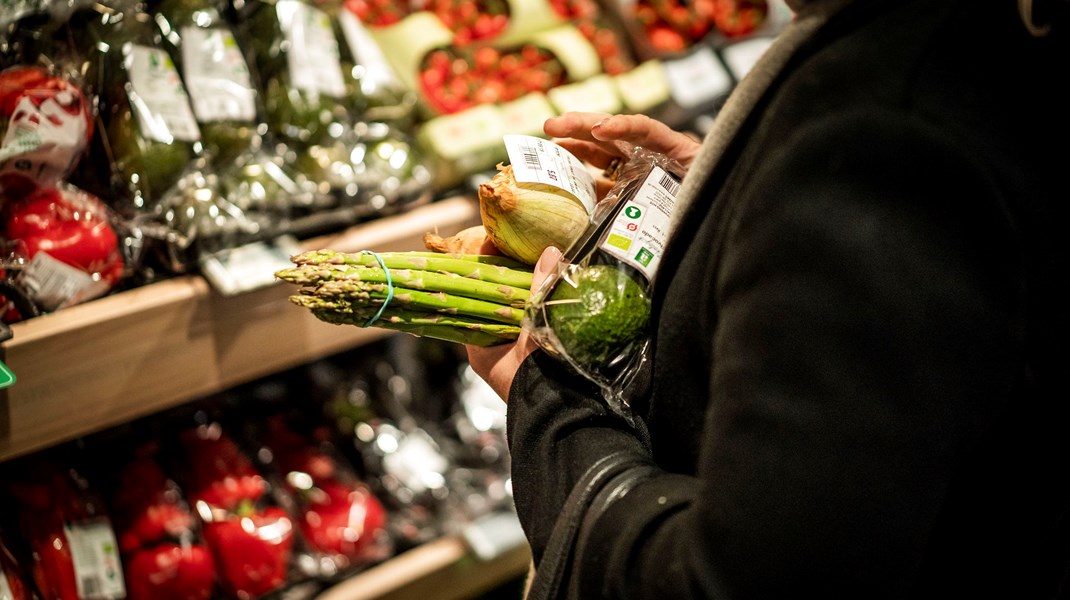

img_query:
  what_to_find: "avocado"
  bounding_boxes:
[547,264,651,368]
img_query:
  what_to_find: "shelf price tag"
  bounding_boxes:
[200,235,304,296]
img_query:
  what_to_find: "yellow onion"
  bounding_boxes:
[477,163,590,266]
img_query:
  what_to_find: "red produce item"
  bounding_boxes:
[201,506,293,598]
[297,480,386,560]
[178,424,267,511]
[1,533,34,600]
[418,45,566,114]
[263,416,388,563]
[125,543,216,600]
[1,183,124,310]
[344,0,411,26]
[7,462,126,600]
[110,457,196,553]
[0,66,94,198]
[711,0,767,38]
[28,529,81,600]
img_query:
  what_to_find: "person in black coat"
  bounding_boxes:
[468,0,1070,597]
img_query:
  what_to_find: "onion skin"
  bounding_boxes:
[477,164,590,266]
[424,225,502,255]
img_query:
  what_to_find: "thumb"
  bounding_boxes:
[532,246,563,292]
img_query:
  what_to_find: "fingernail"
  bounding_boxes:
[593,118,607,129]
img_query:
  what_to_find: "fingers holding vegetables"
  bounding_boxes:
[544,112,702,170]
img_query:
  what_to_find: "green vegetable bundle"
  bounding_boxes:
[276,249,534,346]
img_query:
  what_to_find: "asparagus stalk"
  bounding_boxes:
[298,280,526,325]
[292,250,534,289]
[291,295,522,337]
[276,263,529,306]
[309,307,512,346]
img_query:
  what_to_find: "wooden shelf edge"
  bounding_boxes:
[317,536,531,600]
[0,197,481,463]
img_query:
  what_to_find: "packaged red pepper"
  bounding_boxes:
[253,413,392,578]
[106,443,217,600]
[0,181,126,313]
[173,421,295,598]
[4,457,127,600]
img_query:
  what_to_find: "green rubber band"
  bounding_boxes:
[360,250,393,327]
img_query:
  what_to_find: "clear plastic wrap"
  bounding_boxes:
[106,443,217,600]
[249,413,393,581]
[171,419,297,598]
[525,146,684,417]
[68,3,274,275]
[149,0,324,226]
[2,456,127,600]
[0,61,133,315]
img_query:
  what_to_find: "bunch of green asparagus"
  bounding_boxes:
[275,250,534,346]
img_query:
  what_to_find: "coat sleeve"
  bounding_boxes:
[506,107,1024,598]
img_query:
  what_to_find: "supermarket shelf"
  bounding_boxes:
[317,536,531,600]
[0,196,481,463]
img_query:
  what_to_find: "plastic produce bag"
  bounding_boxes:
[249,412,393,580]
[0,62,132,314]
[69,3,268,275]
[171,420,297,598]
[0,64,94,198]
[2,456,127,600]
[235,0,380,212]
[105,443,217,600]
[149,0,324,221]
[1,181,127,313]
[525,145,684,417]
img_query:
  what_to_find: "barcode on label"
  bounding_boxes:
[81,576,101,597]
[521,146,542,171]
[658,172,680,196]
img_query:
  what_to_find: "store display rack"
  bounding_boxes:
[0,195,531,599]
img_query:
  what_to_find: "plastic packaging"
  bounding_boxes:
[149,0,324,228]
[106,443,217,600]
[525,145,684,417]
[1,181,127,313]
[3,457,127,600]
[251,413,393,580]
[69,3,269,275]
[0,62,131,315]
[172,420,295,599]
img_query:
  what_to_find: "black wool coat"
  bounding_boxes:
[506,0,1070,597]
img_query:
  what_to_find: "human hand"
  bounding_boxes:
[465,245,563,402]
[543,112,702,173]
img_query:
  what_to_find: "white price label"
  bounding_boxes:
[201,235,303,296]
[663,46,732,109]
[19,252,111,311]
[125,45,201,142]
[277,0,348,97]
[64,520,126,599]
[599,165,680,280]
[720,37,776,80]
[503,134,596,215]
[180,26,258,122]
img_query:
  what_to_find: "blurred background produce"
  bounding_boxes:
[0,0,788,593]
[0,0,787,324]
